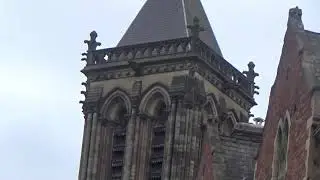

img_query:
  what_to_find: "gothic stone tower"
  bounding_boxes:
[78,0,263,180]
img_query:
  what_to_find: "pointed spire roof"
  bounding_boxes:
[117,0,223,57]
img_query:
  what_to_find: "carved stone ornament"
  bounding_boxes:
[289,6,302,21]
[170,72,206,108]
[187,16,205,39]
[81,38,256,111]
[84,31,101,52]
[243,61,260,96]
[82,31,102,65]
[80,87,103,114]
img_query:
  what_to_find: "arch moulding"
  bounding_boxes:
[139,85,171,117]
[100,88,132,119]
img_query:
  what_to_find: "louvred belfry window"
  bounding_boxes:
[149,102,167,180]
[110,108,128,180]
[111,127,126,180]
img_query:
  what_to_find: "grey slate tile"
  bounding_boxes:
[117,0,223,57]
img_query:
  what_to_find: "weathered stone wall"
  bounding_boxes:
[254,9,312,180]
[87,69,261,180]
[90,69,250,122]
[196,73,250,122]
[196,130,261,180]
[220,136,260,180]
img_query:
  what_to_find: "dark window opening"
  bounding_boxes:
[110,107,128,180]
[155,101,167,119]
[149,124,166,179]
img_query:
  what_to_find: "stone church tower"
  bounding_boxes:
[78,0,263,180]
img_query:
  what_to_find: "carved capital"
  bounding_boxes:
[99,113,130,127]
[100,117,119,127]
[138,111,152,120]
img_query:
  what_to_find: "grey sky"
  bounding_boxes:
[0,0,319,179]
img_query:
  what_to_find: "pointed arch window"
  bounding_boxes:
[102,94,131,180]
[139,86,171,180]
[149,100,167,180]
[272,117,290,180]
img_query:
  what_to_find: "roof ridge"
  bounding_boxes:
[305,29,320,35]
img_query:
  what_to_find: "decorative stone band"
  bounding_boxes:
[137,111,170,122]
[233,122,263,134]
[233,122,264,142]
[99,114,130,127]
[99,111,169,127]
[81,35,253,97]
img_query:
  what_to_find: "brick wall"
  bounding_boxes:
[196,143,214,180]
[254,23,312,180]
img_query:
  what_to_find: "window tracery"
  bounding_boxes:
[110,103,129,180]
[101,91,131,180]
[149,100,168,180]
[139,86,170,180]
[272,115,290,180]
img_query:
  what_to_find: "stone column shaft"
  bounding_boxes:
[122,108,137,180]
[104,126,114,180]
[163,100,177,180]
[144,120,153,179]
[130,116,141,179]
[79,122,86,179]
[91,119,102,179]
[177,105,188,179]
[170,100,183,179]
[194,106,202,173]
[98,125,106,180]
[136,118,151,179]
[79,112,93,180]
[190,107,198,179]
[185,108,193,180]
[86,112,98,180]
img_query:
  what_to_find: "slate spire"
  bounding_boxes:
[117,0,223,57]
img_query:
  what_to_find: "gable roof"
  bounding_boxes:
[117,0,223,57]
[304,30,320,51]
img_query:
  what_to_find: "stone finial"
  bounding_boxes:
[82,31,102,65]
[288,6,304,30]
[243,62,259,82]
[187,17,205,52]
[243,61,260,96]
[289,6,302,21]
[187,16,205,38]
[84,31,101,51]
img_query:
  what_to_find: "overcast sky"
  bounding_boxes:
[0,0,319,179]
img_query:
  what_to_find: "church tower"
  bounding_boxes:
[78,0,263,180]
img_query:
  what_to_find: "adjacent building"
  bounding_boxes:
[254,7,320,180]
